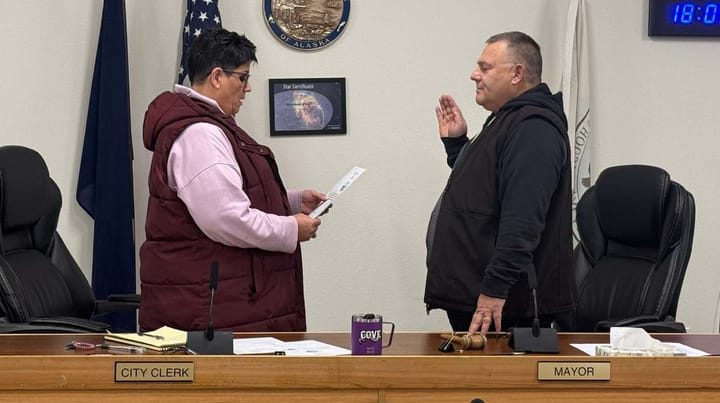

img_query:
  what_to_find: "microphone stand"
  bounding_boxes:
[186,262,234,355]
[507,266,559,353]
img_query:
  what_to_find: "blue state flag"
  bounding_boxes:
[178,0,223,84]
[77,0,136,332]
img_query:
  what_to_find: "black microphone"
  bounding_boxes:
[186,261,233,355]
[205,261,219,341]
[507,265,558,353]
[527,268,541,338]
[531,290,541,337]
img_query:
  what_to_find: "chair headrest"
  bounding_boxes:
[0,146,54,231]
[594,165,670,247]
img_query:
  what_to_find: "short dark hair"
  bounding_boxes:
[187,28,258,85]
[486,31,542,84]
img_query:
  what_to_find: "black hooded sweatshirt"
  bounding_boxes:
[425,83,574,319]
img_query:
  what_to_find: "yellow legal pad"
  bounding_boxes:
[105,326,187,351]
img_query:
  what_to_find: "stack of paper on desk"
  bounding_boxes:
[233,337,350,356]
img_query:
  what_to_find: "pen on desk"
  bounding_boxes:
[241,351,286,356]
[103,344,146,354]
[137,332,164,340]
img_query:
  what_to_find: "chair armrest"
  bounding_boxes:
[0,317,105,334]
[27,316,111,333]
[634,321,687,333]
[0,322,94,334]
[595,315,686,333]
[94,294,140,315]
[107,293,141,303]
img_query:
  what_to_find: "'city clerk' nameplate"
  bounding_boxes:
[115,361,194,382]
[537,362,610,381]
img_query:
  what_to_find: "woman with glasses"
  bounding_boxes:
[139,28,326,333]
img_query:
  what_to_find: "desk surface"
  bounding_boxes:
[0,333,720,357]
[1,331,719,355]
[0,332,719,403]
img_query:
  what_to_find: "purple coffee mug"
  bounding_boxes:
[351,313,395,355]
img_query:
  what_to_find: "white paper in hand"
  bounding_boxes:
[309,166,366,218]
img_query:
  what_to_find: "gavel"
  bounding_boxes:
[439,333,487,351]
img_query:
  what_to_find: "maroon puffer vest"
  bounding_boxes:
[139,92,305,332]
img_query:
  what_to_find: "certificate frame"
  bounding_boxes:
[268,77,347,136]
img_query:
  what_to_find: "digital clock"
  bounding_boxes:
[649,0,720,36]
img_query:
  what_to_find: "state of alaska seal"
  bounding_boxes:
[264,0,350,50]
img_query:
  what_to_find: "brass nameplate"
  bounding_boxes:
[115,361,194,382]
[537,362,610,381]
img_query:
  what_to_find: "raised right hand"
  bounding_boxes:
[435,94,468,138]
[294,214,321,242]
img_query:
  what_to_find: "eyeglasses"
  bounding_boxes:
[65,340,145,354]
[222,70,250,84]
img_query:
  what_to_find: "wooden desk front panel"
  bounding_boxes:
[2,391,720,403]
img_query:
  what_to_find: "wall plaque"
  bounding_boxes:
[263,0,351,50]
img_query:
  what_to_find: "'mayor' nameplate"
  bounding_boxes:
[115,361,194,382]
[537,362,610,381]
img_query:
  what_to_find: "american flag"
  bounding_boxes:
[178,0,223,85]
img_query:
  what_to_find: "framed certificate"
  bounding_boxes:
[268,77,347,136]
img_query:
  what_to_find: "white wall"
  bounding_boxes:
[2,0,719,332]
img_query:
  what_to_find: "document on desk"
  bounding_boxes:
[233,337,351,356]
[233,337,286,355]
[282,340,351,356]
[309,166,366,219]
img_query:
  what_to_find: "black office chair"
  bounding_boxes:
[572,165,695,333]
[0,145,139,333]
